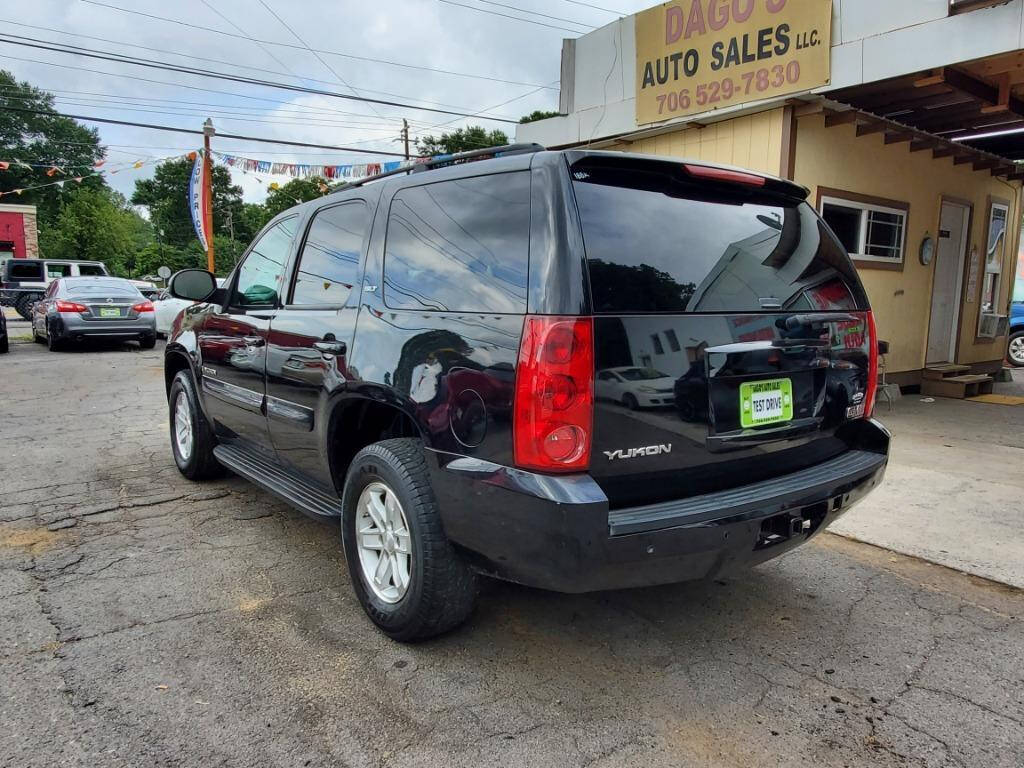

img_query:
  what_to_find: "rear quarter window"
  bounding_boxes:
[572,162,867,314]
[383,172,530,313]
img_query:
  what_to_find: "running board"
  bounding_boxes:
[213,442,342,519]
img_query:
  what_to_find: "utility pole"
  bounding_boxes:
[202,118,216,273]
[225,208,237,267]
[402,118,410,160]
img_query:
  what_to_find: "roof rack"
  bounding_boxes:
[333,143,545,192]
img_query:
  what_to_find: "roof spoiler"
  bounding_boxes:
[333,143,545,192]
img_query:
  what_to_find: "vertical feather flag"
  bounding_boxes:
[188,151,210,251]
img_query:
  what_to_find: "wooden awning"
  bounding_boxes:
[825,54,1024,174]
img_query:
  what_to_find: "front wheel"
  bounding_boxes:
[341,438,477,641]
[168,370,223,480]
[1008,331,1024,368]
[622,393,639,410]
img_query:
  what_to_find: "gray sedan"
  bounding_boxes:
[31,277,157,351]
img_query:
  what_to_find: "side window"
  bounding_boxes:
[291,202,368,306]
[233,217,297,308]
[47,263,72,278]
[77,264,106,276]
[383,172,530,313]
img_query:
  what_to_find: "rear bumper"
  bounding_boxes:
[55,313,155,338]
[428,419,889,593]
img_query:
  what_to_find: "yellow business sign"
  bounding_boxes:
[635,0,831,125]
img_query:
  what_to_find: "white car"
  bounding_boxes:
[153,279,224,336]
[596,366,676,410]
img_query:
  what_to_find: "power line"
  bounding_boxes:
[560,0,626,15]
[196,0,301,80]
[437,0,589,33]
[254,0,386,120]
[74,2,555,90]
[2,106,413,156]
[473,0,596,28]
[0,36,522,123]
[0,20,534,116]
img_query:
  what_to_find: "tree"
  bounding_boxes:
[415,126,509,156]
[37,187,143,274]
[131,157,244,249]
[519,110,560,124]
[0,70,106,230]
[262,177,329,220]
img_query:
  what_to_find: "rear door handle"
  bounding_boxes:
[241,336,265,347]
[313,340,346,356]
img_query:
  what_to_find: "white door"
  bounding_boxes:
[926,202,969,365]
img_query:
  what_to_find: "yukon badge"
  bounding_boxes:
[603,444,672,461]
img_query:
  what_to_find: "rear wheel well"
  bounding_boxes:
[329,399,420,490]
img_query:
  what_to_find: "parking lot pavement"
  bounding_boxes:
[831,371,1024,589]
[2,338,1022,768]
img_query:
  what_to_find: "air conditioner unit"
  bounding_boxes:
[978,313,1007,338]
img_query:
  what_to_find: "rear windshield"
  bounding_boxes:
[571,161,868,314]
[66,281,141,298]
[6,262,43,280]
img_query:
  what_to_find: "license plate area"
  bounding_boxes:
[98,307,122,318]
[739,378,793,428]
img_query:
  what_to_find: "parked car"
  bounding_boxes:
[163,145,889,641]
[596,366,675,409]
[0,309,8,354]
[1009,300,1024,367]
[31,276,156,350]
[153,279,225,336]
[1,259,110,320]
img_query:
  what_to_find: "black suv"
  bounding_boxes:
[164,145,889,641]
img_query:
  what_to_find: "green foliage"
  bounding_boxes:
[519,110,561,124]
[131,157,244,248]
[0,70,106,229]
[37,187,147,275]
[263,177,328,220]
[415,126,509,156]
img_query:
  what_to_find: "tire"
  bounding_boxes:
[46,323,64,352]
[622,393,639,411]
[341,438,477,641]
[0,336,7,354]
[168,370,223,480]
[1008,331,1024,368]
[14,294,36,321]
[140,334,157,350]
[33,326,45,344]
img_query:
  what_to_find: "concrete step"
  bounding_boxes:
[921,374,994,399]
[923,363,972,380]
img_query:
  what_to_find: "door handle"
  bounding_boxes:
[313,340,346,356]
[241,336,265,347]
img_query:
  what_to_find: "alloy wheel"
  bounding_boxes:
[174,391,193,462]
[356,481,412,604]
[1009,335,1024,366]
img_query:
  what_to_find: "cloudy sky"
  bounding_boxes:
[2,0,654,204]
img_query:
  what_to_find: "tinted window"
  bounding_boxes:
[383,172,530,313]
[234,218,296,307]
[7,261,43,280]
[292,202,367,306]
[572,161,867,313]
[77,264,106,276]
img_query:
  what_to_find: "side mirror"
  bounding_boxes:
[169,269,217,302]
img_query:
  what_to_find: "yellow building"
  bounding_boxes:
[519,0,1023,384]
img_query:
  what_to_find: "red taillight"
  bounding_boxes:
[682,163,766,187]
[513,316,594,472]
[132,301,155,313]
[864,310,879,419]
[55,300,88,313]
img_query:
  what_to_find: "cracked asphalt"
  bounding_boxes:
[1,333,1022,768]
